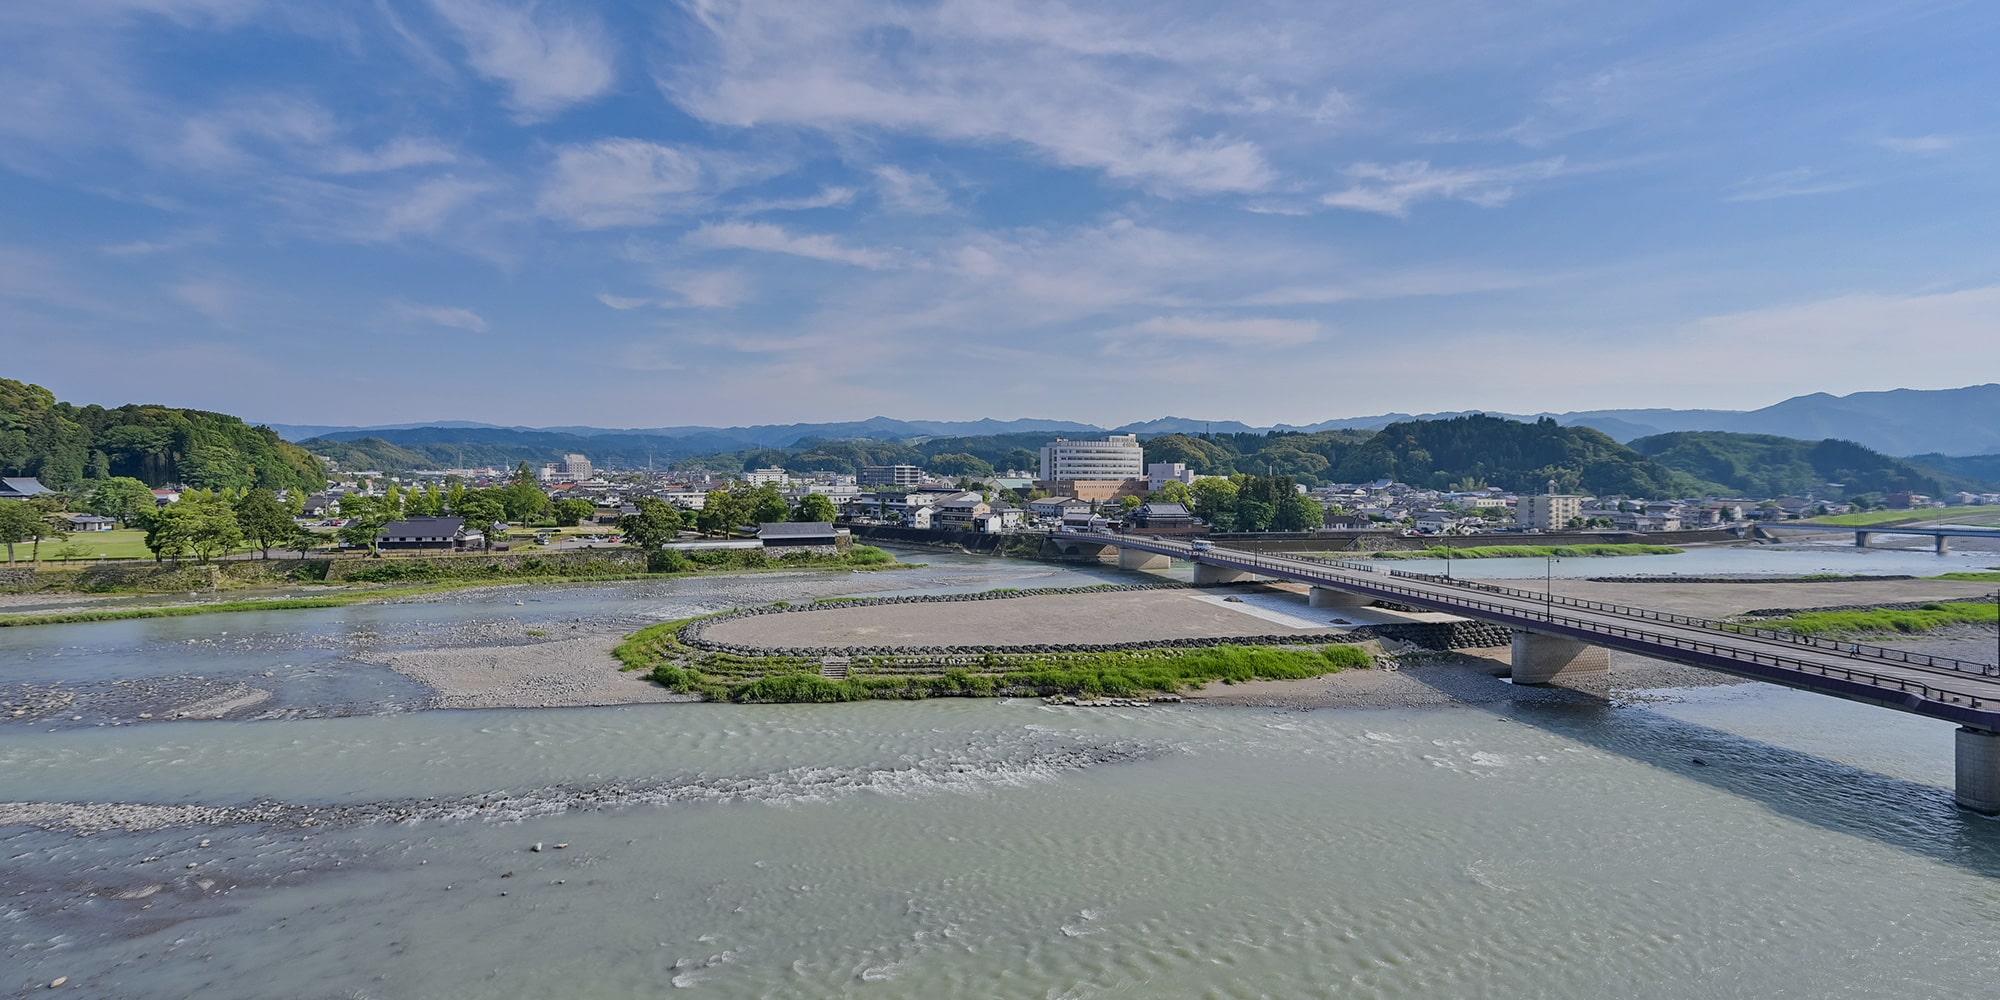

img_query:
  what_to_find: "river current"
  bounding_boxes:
[4,545,1999,998]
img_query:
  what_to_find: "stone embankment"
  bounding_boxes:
[676,583,1511,658]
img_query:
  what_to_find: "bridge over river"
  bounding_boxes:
[1051,531,2000,813]
[1756,521,2000,554]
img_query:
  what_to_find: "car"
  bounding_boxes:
[1190,540,1212,551]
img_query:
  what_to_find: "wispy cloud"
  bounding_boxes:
[1115,314,1322,347]
[395,301,489,332]
[538,138,706,228]
[736,186,856,214]
[169,278,238,323]
[322,136,458,174]
[1876,134,1956,155]
[873,166,951,213]
[684,220,899,269]
[663,0,1280,195]
[101,228,220,256]
[1725,167,1855,202]
[428,0,615,120]
[1324,158,1572,217]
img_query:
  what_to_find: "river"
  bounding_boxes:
[4,547,1999,998]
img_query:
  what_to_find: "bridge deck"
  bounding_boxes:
[1074,533,2000,730]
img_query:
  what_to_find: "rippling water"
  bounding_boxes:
[4,551,2000,998]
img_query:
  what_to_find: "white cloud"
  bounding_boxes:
[1876,134,1956,155]
[656,270,750,308]
[323,136,458,174]
[428,0,615,120]
[1725,167,1855,202]
[1324,158,1569,217]
[1117,314,1322,346]
[169,278,237,322]
[662,1,1282,195]
[873,166,950,213]
[395,301,489,332]
[736,186,856,213]
[537,138,706,228]
[101,228,219,256]
[684,220,899,269]
[597,293,651,310]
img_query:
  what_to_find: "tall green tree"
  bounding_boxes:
[143,502,195,562]
[1274,492,1325,532]
[455,495,506,551]
[178,491,243,562]
[552,497,595,527]
[619,497,685,549]
[335,494,394,554]
[793,493,838,523]
[1190,478,1239,531]
[0,502,36,562]
[86,477,157,526]
[233,488,295,558]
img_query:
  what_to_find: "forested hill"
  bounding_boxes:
[0,378,324,493]
[1629,432,1948,496]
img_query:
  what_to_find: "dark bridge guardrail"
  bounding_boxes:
[1075,533,2000,702]
[1182,544,2000,711]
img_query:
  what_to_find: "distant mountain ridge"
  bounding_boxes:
[277,384,2000,460]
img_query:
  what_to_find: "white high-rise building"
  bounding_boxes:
[1039,435,1144,481]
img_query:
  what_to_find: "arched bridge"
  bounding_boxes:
[1053,531,2000,814]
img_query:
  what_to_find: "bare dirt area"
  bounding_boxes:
[362,634,692,710]
[699,587,1334,650]
[1183,647,1750,710]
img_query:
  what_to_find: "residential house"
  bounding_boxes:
[1126,502,1197,531]
[66,514,117,532]
[932,492,993,531]
[1030,496,1092,521]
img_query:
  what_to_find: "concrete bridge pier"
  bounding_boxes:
[1308,586,1371,609]
[1117,548,1171,571]
[1957,727,2000,814]
[1192,563,1253,585]
[1855,530,1871,548]
[1510,630,1610,684]
[1936,535,1950,555]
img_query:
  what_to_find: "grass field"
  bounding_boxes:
[1746,602,1998,636]
[1804,505,2000,527]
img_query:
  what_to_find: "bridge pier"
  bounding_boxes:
[1117,548,1171,571]
[1936,535,1950,555]
[1510,630,1609,684]
[1308,586,1370,609]
[1855,530,1871,548]
[1957,727,2000,814]
[1192,563,1252,585]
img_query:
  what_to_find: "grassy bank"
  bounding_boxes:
[1931,571,2000,582]
[1804,506,2000,527]
[614,608,1373,703]
[0,546,908,628]
[1368,544,1683,560]
[1745,602,1998,636]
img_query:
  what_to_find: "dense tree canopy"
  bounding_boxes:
[1,378,323,493]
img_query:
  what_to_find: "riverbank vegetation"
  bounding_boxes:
[1747,602,1998,636]
[613,610,1373,703]
[0,546,907,627]
[1366,544,1684,560]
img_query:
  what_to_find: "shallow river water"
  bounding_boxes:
[4,548,2000,998]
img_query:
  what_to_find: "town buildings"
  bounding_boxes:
[858,465,923,488]
[1039,435,1143,481]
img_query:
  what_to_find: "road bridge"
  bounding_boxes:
[1758,521,2000,554]
[1051,531,2000,813]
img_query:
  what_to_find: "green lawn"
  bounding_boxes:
[1804,505,2000,527]
[15,527,155,561]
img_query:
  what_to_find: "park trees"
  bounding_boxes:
[619,497,684,550]
[0,501,36,562]
[85,477,158,526]
[144,491,240,562]
[335,494,394,554]
[1190,477,1239,531]
[553,497,596,527]
[1274,491,1326,532]
[232,488,295,558]
[454,494,507,551]
[793,493,838,523]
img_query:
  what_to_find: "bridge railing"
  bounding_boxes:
[1102,535,2000,681]
[1373,568,2000,677]
[1195,550,1997,710]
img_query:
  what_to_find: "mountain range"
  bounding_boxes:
[275,384,2000,458]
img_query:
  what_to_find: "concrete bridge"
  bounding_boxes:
[1757,521,2000,554]
[1050,531,2000,814]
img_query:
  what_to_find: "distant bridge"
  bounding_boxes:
[1050,531,2000,814]
[1757,521,2000,554]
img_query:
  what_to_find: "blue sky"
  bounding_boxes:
[2,1,1996,428]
